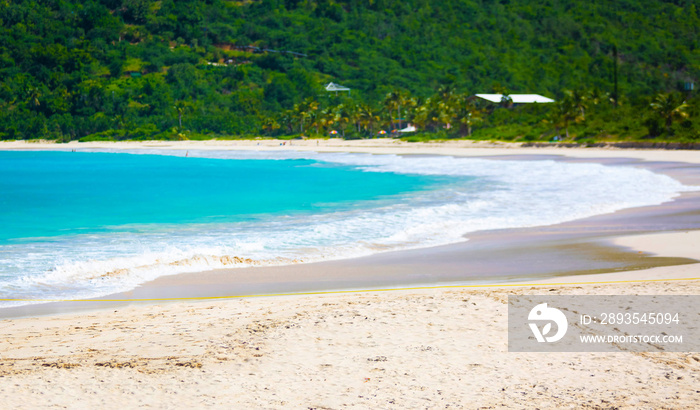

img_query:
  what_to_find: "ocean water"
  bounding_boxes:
[0,149,695,305]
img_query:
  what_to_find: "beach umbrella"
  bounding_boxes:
[330,130,338,135]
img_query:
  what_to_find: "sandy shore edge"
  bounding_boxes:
[4,137,700,163]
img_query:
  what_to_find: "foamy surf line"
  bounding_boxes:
[0,149,697,307]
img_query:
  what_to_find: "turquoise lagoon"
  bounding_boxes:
[0,149,693,305]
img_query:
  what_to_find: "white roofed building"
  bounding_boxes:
[472,94,555,104]
[325,82,351,95]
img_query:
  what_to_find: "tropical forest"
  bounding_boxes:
[0,0,698,144]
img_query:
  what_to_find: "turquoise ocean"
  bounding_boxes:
[0,149,695,306]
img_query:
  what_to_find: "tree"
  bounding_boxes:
[413,97,451,133]
[174,100,192,129]
[493,84,513,108]
[306,110,323,134]
[121,0,152,24]
[548,98,579,139]
[292,98,319,134]
[383,90,413,132]
[261,116,280,136]
[650,92,689,133]
[318,107,337,135]
[499,94,513,109]
[437,84,456,104]
[564,89,588,121]
[333,104,352,137]
[453,95,483,137]
[358,104,380,136]
[279,109,295,134]
[25,86,43,111]
[383,91,400,132]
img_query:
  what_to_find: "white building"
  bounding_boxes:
[325,82,351,95]
[472,94,555,104]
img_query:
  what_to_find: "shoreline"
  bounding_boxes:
[0,140,699,318]
[3,138,700,163]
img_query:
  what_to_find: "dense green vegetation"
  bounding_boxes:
[0,0,698,143]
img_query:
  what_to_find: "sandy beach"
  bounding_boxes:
[6,137,700,163]
[1,139,699,408]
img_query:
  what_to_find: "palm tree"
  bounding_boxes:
[174,100,192,129]
[499,94,513,109]
[346,102,362,134]
[318,107,336,135]
[280,109,294,135]
[411,101,428,131]
[383,91,401,132]
[358,104,380,137]
[400,95,417,131]
[26,86,42,110]
[437,85,457,109]
[292,103,304,133]
[261,116,280,136]
[293,98,319,134]
[492,84,512,109]
[383,90,414,132]
[588,88,612,107]
[307,109,320,135]
[438,85,458,129]
[438,84,455,99]
[564,89,588,121]
[650,92,689,133]
[453,95,483,137]
[333,104,353,137]
[413,98,451,132]
[550,98,579,139]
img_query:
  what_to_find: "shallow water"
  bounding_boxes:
[0,149,694,305]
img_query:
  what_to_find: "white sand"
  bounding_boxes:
[4,138,700,163]
[1,140,699,408]
[614,230,700,259]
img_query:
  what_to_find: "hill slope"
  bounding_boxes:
[0,0,698,141]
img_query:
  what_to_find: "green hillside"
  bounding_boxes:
[0,0,698,142]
